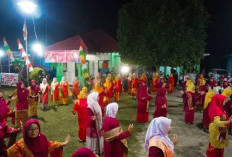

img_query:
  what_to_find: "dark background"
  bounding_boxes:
[0,0,232,70]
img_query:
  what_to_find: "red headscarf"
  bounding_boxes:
[72,147,96,157]
[137,83,149,100]
[23,119,49,157]
[199,85,208,92]
[17,81,29,103]
[208,94,228,123]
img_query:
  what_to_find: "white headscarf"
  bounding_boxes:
[87,92,102,124]
[106,102,118,118]
[40,78,47,94]
[144,117,174,152]
[51,77,58,91]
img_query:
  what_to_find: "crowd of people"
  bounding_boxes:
[1,69,232,156]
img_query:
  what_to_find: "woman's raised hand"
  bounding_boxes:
[172,134,178,145]
[61,135,71,147]
[128,124,134,133]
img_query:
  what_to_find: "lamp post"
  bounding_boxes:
[17,0,38,84]
[0,49,4,73]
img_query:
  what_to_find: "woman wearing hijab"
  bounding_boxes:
[140,73,148,85]
[51,77,60,106]
[0,89,14,124]
[72,77,80,100]
[202,87,215,132]
[184,78,195,124]
[114,75,122,102]
[72,147,98,157]
[154,82,168,118]
[221,88,232,117]
[28,80,41,117]
[11,81,29,127]
[137,81,150,123]
[145,117,178,157]
[104,77,114,105]
[40,78,50,111]
[130,73,139,98]
[60,76,72,105]
[86,92,104,155]
[7,119,71,157]
[0,90,20,157]
[152,73,159,93]
[93,81,105,117]
[167,74,175,94]
[206,95,232,157]
[72,87,88,142]
[103,103,133,157]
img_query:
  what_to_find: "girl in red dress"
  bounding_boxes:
[72,87,88,141]
[154,82,168,118]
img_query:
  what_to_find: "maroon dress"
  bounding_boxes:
[86,108,98,138]
[154,87,168,118]
[224,100,232,117]
[149,147,164,157]
[103,117,131,157]
[137,83,150,122]
[202,105,210,128]
[184,92,195,123]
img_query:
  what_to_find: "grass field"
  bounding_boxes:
[2,86,148,157]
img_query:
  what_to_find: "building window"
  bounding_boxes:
[63,63,67,72]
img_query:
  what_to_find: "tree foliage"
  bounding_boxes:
[117,0,209,67]
[29,67,45,83]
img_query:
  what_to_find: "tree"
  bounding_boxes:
[117,0,209,67]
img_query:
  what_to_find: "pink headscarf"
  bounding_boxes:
[137,83,149,100]
[72,147,96,157]
[145,117,174,152]
[17,81,29,104]
[23,119,50,157]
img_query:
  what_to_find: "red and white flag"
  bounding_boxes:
[17,39,33,72]
[23,19,27,41]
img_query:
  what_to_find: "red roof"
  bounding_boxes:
[46,29,119,53]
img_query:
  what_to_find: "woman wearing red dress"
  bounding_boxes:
[72,77,80,100]
[103,103,133,157]
[167,74,175,94]
[51,77,60,106]
[93,81,105,117]
[137,82,150,123]
[60,77,72,105]
[154,82,168,118]
[72,87,88,141]
[40,78,50,111]
[206,95,232,157]
[12,81,29,127]
[184,78,195,124]
[86,92,104,155]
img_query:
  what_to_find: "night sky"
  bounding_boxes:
[0,0,232,69]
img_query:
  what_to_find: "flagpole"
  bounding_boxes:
[25,37,28,83]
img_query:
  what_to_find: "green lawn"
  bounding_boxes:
[3,86,146,157]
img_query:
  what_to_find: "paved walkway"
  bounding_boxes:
[137,88,232,157]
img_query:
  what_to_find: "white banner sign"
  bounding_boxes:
[1,73,18,86]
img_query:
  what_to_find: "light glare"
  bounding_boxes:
[121,66,129,74]
[32,43,43,56]
[17,0,37,14]
[0,49,4,57]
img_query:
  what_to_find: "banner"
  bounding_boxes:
[1,73,18,86]
[45,50,80,63]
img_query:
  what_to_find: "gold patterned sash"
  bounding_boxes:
[103,127,128,157]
